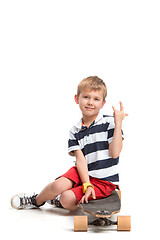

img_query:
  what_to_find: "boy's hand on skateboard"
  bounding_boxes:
[80,187,96,204]
[112,101,128,126]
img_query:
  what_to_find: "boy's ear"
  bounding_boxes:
[101,100,106,108]
[74,94,79,104]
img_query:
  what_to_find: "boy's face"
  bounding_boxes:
[75,88,106,118]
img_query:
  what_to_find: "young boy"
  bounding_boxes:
[11,76,128,211]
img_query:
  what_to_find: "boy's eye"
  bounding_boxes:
[95,98,100,101]
[84,96,88,99]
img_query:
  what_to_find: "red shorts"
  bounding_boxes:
[58,166,118,203]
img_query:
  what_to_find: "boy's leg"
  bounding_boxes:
[36,177,74,206]
[59,185,84,211]
[60,190,77,211]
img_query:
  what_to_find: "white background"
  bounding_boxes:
[0,0,160,239]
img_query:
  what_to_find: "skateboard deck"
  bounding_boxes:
[78,190,121,218]
[74,190,131,231]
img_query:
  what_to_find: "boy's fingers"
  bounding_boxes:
[92,192,96,199]
[85,195,89,203]
[80,196,85,204]
[119,101,124,112]
[112,106,116,112]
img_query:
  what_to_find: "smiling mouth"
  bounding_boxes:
[85,107,94,110]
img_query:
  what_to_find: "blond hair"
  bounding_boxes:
[77,76,107,102]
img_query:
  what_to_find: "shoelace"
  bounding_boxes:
[54,198,63,208]
[19,194,36,208]
[49,198,63,208]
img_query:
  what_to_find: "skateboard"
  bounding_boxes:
[74,190,131,232]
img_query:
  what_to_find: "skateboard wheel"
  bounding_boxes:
[74,216,88,232]
[117,216,131,231]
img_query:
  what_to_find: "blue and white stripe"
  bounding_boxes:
[68,112,124,185]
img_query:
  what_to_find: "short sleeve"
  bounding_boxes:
[107,117,124,144]
[68,129,81,156]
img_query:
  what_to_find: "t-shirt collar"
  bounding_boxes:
[74,111,103,131]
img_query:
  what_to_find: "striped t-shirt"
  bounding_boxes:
[68,112,124,185]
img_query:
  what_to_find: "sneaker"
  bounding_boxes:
[11,193,39,209]
[47,195,63,208]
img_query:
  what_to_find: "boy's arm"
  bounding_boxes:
[75,149,90,183]
[109,101,128,158]
[109,124,123,158]
[74,149,96,203]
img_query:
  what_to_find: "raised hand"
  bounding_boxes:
[112,101,128,126]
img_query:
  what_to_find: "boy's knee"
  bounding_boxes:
[50,181,62,195]
[60,190,77,210]
[50,177,73,195]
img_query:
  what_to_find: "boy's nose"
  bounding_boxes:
[88,99,93,105]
